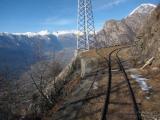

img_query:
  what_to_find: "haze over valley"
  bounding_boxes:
[0,1,160,120]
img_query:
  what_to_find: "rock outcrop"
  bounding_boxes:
[97,19,135,47]
[135,5,160,65]
[96,4,156,47]
[125,3,156,32]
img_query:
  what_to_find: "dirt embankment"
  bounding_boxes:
[43,46,160,120]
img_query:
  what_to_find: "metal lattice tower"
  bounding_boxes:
[77,0,96,51]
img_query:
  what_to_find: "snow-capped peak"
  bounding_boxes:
[129,3,156,16]
[52,30,78,36]
[37,30,50,36]
[13,30,50,37]
[1,30,79,37]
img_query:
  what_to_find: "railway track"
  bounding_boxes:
[55,47,142,120]
[101,47,142,120]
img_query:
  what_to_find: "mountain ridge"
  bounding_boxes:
[96,3,156,47]
[0,3,156,74]
[129,3,156,16]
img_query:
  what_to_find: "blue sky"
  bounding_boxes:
[0,0,159,33]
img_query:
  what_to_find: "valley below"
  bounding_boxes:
[0,2,160,120]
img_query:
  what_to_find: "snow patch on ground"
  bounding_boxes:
[130,74,152,91]
[93,82,98,90]
[128,68,152,93]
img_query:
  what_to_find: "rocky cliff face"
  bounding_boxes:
[135,5,160,65]
[125,4,156,32]
[97,19,135,47]
[97,4,156,47]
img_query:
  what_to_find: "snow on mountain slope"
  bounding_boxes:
[129,3,156,16]
[11,30,78,37]
[0,30,77,49]
[12,30,50,37]
[52,30,78,36]
[125,3,156,33]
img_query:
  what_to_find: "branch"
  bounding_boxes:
[30,73,53,105]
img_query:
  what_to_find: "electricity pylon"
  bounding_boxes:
[77,0,96,51]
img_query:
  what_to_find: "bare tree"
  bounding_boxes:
[24,40,63,114]
[0,69,17,120]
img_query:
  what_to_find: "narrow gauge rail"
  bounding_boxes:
[101,47,142,120]
[56,47,142,120]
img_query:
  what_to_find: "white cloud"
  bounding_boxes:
[97,0,127,10]
[43,17,75,26]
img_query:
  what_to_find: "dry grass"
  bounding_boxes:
[43,46,160,120]
[64,74,81,96]
[139,68,160,112]
[80,46,123,58]
[78,46,160,120]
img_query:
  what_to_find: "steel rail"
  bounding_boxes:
[101,46,142,120]
[101,48,120,120]
[116,49,142,120]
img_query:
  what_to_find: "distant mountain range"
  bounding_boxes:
[0,3,156,74]
[0,30,78,74]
